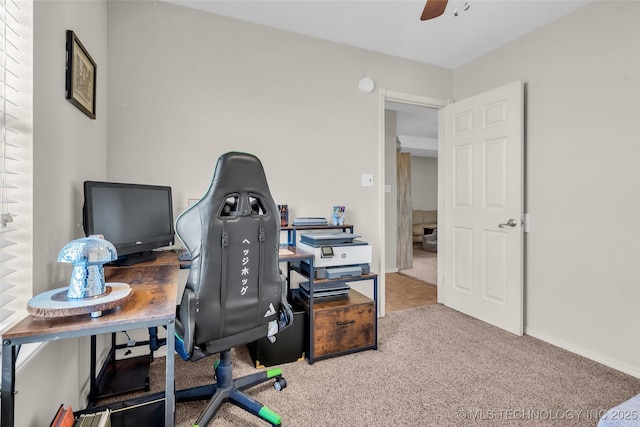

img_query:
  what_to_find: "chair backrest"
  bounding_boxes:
[175,152,283,356]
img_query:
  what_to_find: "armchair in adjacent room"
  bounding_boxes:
[173,151,293,426]
[422,229,437,252]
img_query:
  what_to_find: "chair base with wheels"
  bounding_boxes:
[175,350,286,426]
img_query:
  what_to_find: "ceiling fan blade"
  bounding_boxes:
[421,0,448,21]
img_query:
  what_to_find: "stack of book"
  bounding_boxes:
[73,410,111,427]
[50,405,74,427]
[50,405,111,427]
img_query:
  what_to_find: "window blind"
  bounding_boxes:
[0,0,32,334]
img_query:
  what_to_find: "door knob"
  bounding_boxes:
[499,218,518,228]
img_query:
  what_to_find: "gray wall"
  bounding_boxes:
[454,0,640,375]
[24,1,109,425]
[34,0,108,294]
[411,157,438,211]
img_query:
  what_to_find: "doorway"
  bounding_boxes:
[381,91,447,312]
[387,102,438,271]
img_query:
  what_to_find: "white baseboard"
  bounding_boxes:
[385,267,398,273]
[525,327,640,379]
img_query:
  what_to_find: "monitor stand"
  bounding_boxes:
[110,251,158,266]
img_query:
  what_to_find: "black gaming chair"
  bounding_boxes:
[173,151,293,426]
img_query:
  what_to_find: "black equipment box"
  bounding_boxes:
[298,281,350,299]
[248,302,306,368]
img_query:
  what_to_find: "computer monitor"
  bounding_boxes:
[83,180,175,265]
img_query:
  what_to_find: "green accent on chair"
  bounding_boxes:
[213,359,220,370]
[266,367,282,379]
[259,406,282,425]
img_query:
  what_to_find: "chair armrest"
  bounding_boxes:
[277,272,294,332]
[175,288,197,360]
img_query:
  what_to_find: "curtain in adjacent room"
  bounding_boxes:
[397,151,412,270]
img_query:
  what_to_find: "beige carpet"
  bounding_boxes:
[399,245,437,285]
[138,305,640,426]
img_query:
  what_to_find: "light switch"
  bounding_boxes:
[362,174,374,187]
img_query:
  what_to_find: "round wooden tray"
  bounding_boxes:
[27,282,132,318]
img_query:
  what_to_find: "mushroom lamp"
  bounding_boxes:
[58,236,117,299]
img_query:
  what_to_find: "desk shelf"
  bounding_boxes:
[280,245,378,364]
[95,354,150,399]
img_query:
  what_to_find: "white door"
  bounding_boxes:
[441,80,524,335]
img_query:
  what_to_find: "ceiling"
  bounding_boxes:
[386,101,439,157]
[162,0,593,156]
[164,0,592,69]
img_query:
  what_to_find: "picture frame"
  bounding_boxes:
[65,30,96,119]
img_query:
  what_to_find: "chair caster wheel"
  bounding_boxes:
[274,377,287,391]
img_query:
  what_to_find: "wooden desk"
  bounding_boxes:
[278,246,314,301]
[1,257,179,427]
[278,246,314,263]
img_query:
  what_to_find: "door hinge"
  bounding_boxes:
[523,213,530,233]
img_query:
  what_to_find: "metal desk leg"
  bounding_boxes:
[308,262,315,364]
[1,341,16,427]
[373,275,378,349]
[165,319,175,427]
[89,335,97,403]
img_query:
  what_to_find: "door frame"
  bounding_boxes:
[378,89,449,317]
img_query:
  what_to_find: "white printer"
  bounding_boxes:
[298,232,372,269]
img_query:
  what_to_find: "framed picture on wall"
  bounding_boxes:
[65,30,96,119]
